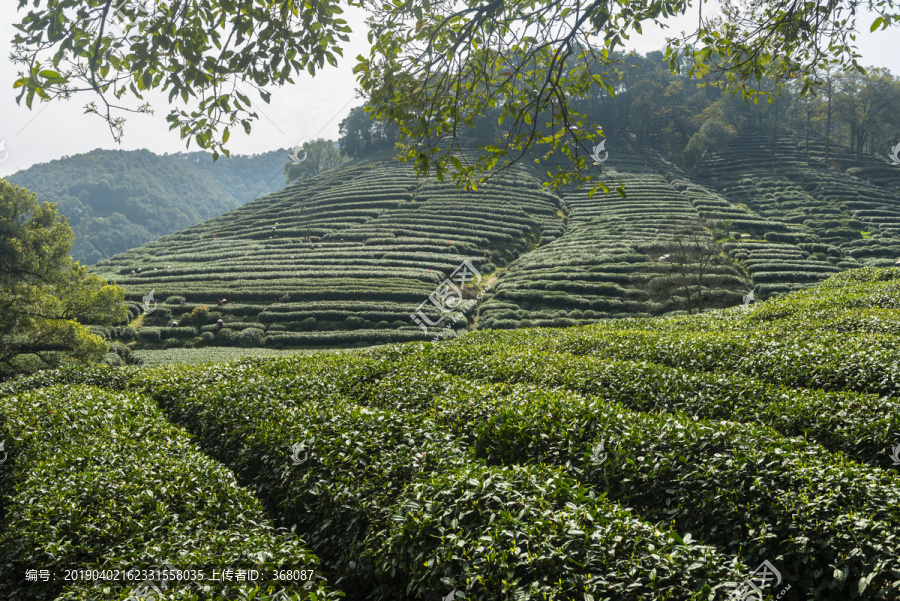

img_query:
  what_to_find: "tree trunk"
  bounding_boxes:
[805,109,811,164]
[825,78,833,163]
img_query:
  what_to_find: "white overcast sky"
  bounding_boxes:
[1,2,898,179]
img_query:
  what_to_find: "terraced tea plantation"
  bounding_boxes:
[2,267,899,600]
[477,139,870,327]
[91,138,900,349]
[703,132,900,272]
[480,148,748,326]
[92,153,563,348]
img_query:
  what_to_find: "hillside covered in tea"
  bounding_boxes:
[91,130,900,351]
[2,266,899,600]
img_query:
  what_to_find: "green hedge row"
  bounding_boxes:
[131,287,428,304]
[491,326,900,399]
[258,309,410,324]
[130,358,734,600]
[266,329,427,347]
[353,357,900,599]
[0,385,340,601]
[401,344,900,468]
[137,326,199,342]
[0,364,134,398]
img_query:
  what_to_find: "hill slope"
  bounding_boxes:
[90,137,900,349]
[3,267,900,600]
[93,151,564,347]
[702,131,900,263]
[6,148,289,264]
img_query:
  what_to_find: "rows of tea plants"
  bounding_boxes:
[131,347,323,365]
[92,153,562,348]
[0,383,340,600]
[380,341,897,468]
[800,168,900,259]
[479,165,748,327]
[703,132,859,179]
[669,179,777,235]
[349,355,900,598]
[118,356,739,600]
[4,267,900,599]
[703,132,900,268]
[716,174,865,246]
[720,240,842,296]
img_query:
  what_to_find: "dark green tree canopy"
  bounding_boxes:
[283,138,346,183]
[6,148,288,264]
[0,179,127,376]
[338,105,399,159]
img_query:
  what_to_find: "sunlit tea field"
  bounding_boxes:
[1,267,899,600]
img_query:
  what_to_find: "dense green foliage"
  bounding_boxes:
[6,148,288,264]
[2,267,900,599]
[284,140,346,185]
[0,385,341,600]
[338,107,399,160]
[0,180,127,378]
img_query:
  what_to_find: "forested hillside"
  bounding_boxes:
[5,148,289,264]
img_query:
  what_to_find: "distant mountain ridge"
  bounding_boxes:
[5,147,290,264]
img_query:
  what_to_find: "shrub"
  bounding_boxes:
[345,316,365,329]
[137,327,161,343]
[352,357,900,599]
[101,352,124,366]
[216,328,240,346]
[151,307,172,322]
[0,385,340,600]
[158,326,198,340]
[189,305,210,324]
[239,327,266,347]
[422,344,900,468]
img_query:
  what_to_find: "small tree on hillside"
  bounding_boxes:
[283,138,346,184]
[649,219,742,314]
[683,119,737,175]
[0,180,127,377]
[338,106,400,159]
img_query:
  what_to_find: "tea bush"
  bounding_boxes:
[128,357,740,600]
[0,385,340,600]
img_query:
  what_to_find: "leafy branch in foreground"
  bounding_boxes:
[666,0,900,99]
[11,0,352,159]
[356,0,686,194]
[10,0,899,186]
